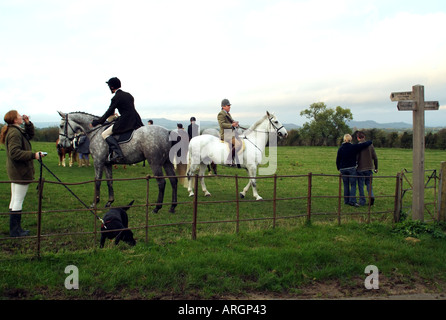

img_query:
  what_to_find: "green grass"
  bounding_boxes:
[0,143,445,299]
[1,222,446,299]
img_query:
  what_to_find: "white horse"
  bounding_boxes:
[186,111,288,200]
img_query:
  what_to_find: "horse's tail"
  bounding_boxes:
[186,143,192,175]
[123,200,135,211]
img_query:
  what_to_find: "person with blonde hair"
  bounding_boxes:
[336,133,372,207]
[0,110,47,237]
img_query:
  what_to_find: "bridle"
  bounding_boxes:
[240,116,285,137]
[241,116,286,152]
[59,113,104,142]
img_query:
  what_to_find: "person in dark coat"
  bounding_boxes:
[336,134,372,207]
[90,77,144,163]
[187,116,199,141]
[0,110,47,237]
[74,132,91,167]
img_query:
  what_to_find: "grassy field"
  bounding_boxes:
[0,142,445,300]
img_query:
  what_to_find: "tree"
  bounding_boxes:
[400,131,413,149]
[299,102,353,146]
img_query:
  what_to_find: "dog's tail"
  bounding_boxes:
[124,200,135,211]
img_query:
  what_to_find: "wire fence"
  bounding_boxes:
[0,170,440,258]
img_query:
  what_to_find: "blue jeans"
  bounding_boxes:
[340,168,357,205]
[357,170,374,205]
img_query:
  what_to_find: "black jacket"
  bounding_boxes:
[92,89,144,134]
[336,141,372,170]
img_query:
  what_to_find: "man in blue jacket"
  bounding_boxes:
[336,134,372,207]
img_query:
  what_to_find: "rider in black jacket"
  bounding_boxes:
[91,77,144,163]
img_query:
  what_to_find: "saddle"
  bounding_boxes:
[113,130,135,144]
[221,138,245,156]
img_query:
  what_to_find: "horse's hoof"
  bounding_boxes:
[240,193,245,199]
[256,197,263,201]
[189,192,194,197]
[204,192,211,197]
[152,207,161,214]
[169,208,176,214]
[105,202,113,208]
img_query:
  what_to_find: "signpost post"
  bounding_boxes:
[390,85,439,221]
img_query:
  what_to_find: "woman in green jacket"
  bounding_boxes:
[0,110,47,237]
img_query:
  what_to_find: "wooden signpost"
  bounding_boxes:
[390,85,439,221]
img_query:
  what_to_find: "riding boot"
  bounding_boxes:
[105,136,125,163]
[9,211,30,237]
[225,147,236,166]
[232,146,241,168]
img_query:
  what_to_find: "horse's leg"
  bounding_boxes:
[104,164,115,207]
[187,163,198,197]
[62,153,66,167]
[69,152,73,167]
[151,165,166,213]
[163,161,178,213]
[240,166,263,200]
[199,164,211,197]
[91,164,103,207]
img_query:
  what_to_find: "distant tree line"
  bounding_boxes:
[0,125,59,142]
[278,127,446,149]
[277,102,446,149]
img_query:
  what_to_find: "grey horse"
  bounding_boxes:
[58,111,177,213]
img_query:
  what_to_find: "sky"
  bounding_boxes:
[1,0,446,127]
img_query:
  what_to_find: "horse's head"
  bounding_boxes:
[266,111,288,139]
[57,111,90,148]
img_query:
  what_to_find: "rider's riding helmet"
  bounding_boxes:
[106,77,121,93]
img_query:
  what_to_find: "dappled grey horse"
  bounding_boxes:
[58,111,177,213]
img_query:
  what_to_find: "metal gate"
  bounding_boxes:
[398,169,438,222]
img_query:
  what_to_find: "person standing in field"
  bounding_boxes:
[0,110,47,237]
[336,134,372,207]
[356,131,378,206]
[188,116,199,141]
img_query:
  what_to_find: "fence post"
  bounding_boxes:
[235,175,240,233]
[338,174,342,225]
[145,175,150,243]
[438,162,446,222]
[273,174,277,228]
[394,173,402,223]
[36,178,45,259]
[306,173,312,223]
[192,174,199,240]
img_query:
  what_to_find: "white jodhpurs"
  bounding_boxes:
[101,124,114,140]
[9,183,30,211]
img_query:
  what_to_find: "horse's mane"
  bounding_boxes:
[68,111,99,119]
[244,113,273,136]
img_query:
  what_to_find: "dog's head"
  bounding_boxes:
[120,230,136,246]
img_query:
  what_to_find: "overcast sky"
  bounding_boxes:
[1,0,445,126]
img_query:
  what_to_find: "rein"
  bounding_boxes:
[37,155,106,228]
[59,113,106,141]
[239,116,284,134]
[240,116,284,152]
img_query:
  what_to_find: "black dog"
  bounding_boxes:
[100,200,136,248]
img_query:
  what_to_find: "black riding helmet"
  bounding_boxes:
[106,77,121,92]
